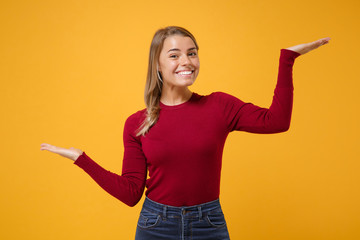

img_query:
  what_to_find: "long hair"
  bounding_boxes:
[136,26,199,136]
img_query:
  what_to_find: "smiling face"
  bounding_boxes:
[158,35,200,90]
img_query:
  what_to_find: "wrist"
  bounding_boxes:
[72,152,82,161]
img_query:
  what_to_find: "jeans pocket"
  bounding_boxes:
[205,209,227,228]
[137,209,161,229]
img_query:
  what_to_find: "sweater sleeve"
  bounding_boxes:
[73,112,147,207]
[214,49,301,133]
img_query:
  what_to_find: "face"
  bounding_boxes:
[158,35,200,89]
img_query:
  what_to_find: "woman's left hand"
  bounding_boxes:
[286,37,331,55]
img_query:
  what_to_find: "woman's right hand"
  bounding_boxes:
[40,143,83,161]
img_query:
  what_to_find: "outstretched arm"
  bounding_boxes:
[218,37,331,133]
[40,114,147,207]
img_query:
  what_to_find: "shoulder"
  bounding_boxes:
[126,109,146,122]
[205,91,243,103]
[195,91,234,99]
[193,92,245,112]
[208,91,234,98]
[124,109,147,132]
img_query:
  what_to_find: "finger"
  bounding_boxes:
[316,37,331,45]
[40,143,61,153]
[307,38,330,52]
[321,37,331,45]
[40,143,52,150]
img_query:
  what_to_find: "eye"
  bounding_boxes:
[188,52,197,56]
[169,55,178,58]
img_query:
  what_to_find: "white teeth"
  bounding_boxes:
[177,71,192,75]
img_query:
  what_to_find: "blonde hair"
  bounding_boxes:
[136,26,199,136]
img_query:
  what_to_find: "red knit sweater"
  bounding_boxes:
[74,49,300,207]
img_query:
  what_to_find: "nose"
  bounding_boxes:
[179,54,191,65]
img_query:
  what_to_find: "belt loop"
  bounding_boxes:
[198,206,202,220]
[163,205,167,220]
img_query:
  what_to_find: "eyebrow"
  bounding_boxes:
[167,47,197,53]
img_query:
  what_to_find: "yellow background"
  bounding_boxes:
[1,0,359,239]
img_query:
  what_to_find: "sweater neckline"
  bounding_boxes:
[159,92,198,110]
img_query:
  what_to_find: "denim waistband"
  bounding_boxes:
[142,197,222,219]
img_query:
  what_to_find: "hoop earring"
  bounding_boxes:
[156,65,163,83]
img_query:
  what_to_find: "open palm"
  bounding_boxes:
[40,143,83,161]
[286,37,331,55]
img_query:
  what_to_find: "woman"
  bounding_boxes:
[40,26,330,239]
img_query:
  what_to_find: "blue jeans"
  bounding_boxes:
[135,197,230,240]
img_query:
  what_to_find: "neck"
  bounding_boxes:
[160,86,192,106]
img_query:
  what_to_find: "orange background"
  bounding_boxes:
[1,0,359,239]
